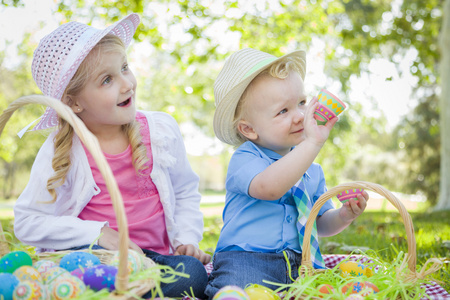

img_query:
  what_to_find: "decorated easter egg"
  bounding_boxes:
[361,282,379,296]
[336,189,364,204]
[13,280,47,300]
[41,266,71,285]
[110,250,144,275]
[0,251,32,273]
[338,261,372,278]
[33,260,57,274]
[59,252,101,272]
[212,285,250,300]
[83,265,117,292]
[341,281,378,296]
[345,295,365,300]
[70,268,85,280]
[13,266,42,282]
[0,273,20,300]
[317,284,334,297]
[245,284,280,300]
[50,276,86,299]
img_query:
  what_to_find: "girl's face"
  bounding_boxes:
[71,50,137,134]
[238,71,307,156]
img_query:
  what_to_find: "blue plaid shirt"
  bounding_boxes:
[215,141,334,254]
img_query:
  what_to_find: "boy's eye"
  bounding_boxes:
[278,108,288,115]
[122,63,129,72]
[102,76,112,85]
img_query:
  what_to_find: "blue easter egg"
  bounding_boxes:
[0,251,32,273]
[59,252,101,272]
[0,273,20,300]
[83,265,117,292]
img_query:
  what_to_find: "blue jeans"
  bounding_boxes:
[66,245,208,299]
[205,250,301,300]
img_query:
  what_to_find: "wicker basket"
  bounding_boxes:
[0,95,157,299]
[295,181,447,298]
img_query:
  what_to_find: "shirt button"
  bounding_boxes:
[286,215,293,223]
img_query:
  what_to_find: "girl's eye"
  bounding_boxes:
[122,63,129,72]
[299,100,306,106]
[102,76,112,85]
[278,108,288,115]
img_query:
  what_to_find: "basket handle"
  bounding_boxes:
[0,95,130,292]
[300,181,416,275]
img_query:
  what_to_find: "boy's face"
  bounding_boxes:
[238,71,307,156]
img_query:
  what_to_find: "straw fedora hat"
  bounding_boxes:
[30,13,140,131]
[213,48,306,146]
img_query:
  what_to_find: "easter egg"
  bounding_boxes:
[0,273,20,300]
[50,276,86,299]
[345,295,365,300]
[317,283,334,297]
[83,265,117,292]
[110,250,144,275]
[41,266,71,285]
[212,285,250,300]
[0,251,32,273]
[13,266,42,282]
[338,261,372,278]
[341,281,366,295]
[70,268,85,280]
[244,284,279,300]
[33,260,57,274]
[13,280,47,300]
[59,252,101,272]
[341,281,378,296]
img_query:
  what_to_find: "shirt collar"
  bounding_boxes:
[256,143,311,180]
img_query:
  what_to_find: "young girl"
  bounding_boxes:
[13,13,209,298]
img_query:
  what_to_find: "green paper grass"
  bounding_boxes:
[265,249,439,300]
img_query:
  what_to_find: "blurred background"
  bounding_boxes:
[0,0,446,211]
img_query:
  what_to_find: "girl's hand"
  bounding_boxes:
[174,244,211,265]
[339,190,369,222]
[303,97,338,147]
[98,226,144,255]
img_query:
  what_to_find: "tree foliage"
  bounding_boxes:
[0,0,444,205]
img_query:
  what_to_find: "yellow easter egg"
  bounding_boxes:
[13,266,43,283]
[338,261,372,278]
[244,284,280,300]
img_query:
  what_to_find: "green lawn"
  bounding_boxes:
[200,207,450,292]
[1,204,449,293]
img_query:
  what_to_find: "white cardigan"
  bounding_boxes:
[14,111,204,252]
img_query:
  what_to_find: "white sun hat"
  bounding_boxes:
[30,13,140,131]
[213,48,306,146]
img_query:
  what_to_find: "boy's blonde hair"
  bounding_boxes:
[46,34,148,202]
[233,56,304,144]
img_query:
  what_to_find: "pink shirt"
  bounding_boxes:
[78,112,170,254]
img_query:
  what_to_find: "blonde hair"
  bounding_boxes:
[233,56,304,144]
[47,34,148,202]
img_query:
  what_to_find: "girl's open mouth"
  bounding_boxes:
[117,97,131,107]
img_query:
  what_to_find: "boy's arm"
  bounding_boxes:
[249,98,338,200]
[316,191,369,237]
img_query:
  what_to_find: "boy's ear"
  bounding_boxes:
[237,120,258,141]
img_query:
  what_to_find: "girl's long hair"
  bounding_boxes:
[46,34,148,202]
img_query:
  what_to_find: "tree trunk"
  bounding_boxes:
[435,0,450,211]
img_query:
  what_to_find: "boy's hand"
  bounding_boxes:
[339,190,369,222]
[175,244,211,265]
[98,226,144,254]
[303,97,338,147]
